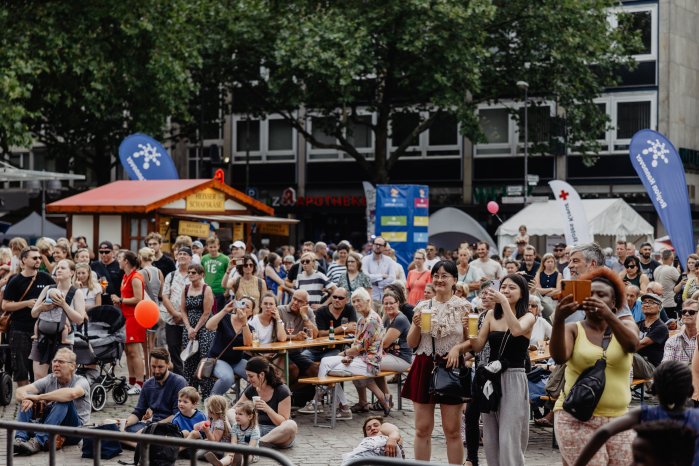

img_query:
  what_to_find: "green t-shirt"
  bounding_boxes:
[201,253,229,295]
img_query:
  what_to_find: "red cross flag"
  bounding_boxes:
[548,180,591,246]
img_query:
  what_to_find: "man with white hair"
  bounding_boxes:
[14,348,90,455]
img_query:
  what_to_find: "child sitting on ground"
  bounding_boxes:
[573,360,699,466]
[172,387,207,437]
[205,400,260,466]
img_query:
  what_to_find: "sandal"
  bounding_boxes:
[534,417,554,428]
[350,402,370,413]
[383,394,392,416]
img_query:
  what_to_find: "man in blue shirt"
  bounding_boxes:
[124,347,187,433]
[626,284,643,321]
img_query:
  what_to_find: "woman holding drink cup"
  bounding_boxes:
[468,273,535,466]
[401,260,472,464]
[235,356,297,449]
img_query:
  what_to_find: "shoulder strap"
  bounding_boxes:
[19,274,39,302]
[601,325,613,357]
[497,330,511,360]
[258,277,263,294]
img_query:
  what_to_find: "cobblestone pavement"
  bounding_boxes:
[0,357,563,466]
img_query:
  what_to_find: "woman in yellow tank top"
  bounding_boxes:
[549,267,640,466]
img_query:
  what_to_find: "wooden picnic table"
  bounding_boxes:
[529,344,551,363]
[235,336,354,382]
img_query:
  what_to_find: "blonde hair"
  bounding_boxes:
[234,400,258,429]
[36,238,53,255]
[534,252,556,285]
[0,247,12,265]
[75,263,100,292]
[178,386,201,404]
[206,395,231,437]
[138,247,156,263]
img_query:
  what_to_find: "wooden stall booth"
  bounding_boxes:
[47,179,298,252]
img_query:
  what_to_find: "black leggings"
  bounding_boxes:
[465,395,481,465]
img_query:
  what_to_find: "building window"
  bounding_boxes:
[235,120,261,152]
[479,108,509,144]
[347,115,373,149]
[429,113,459,146]
[391,113,420,148]
[616,101,651,139]
[129,218,149,253]
[610,4,657,62]
[475,103,554,157]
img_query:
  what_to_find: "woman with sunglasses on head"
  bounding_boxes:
[180,263,216,397]
[469,273,536,466]
[620,255,649,293]
[231,253,267,315]
[205,295,254,395]
[402,260,471,465]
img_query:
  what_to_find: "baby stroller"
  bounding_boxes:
[74,305,128,411]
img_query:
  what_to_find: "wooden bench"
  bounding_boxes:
[298,371,402,428]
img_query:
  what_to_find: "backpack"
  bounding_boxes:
[562,327,612,422]
[131,422,182,466]
[82,423,123,459]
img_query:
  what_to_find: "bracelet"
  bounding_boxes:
[277,319,284,324]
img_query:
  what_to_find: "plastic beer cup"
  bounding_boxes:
[421,310,432,332]
[468,313,479,338]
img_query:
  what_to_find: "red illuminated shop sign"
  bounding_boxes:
[296,195,366,207]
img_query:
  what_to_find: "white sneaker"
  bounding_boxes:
[127,384,142,395]
[298,400,323,414]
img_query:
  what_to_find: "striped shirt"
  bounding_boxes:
[662,328,697,364]
[326,263,347,285]
[296,271,335,306]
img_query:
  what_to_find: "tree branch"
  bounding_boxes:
[386,111,439,170]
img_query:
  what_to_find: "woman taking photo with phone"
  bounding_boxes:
[205,297,254,396]
[402,260,471,465]
[469,274,535,466]
[549,268,639,466]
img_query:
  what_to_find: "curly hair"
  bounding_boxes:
[579,267,626,310]
[652,360,693,410]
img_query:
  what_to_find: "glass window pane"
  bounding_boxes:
[130,219,138,236]
[268,119,293,151]
[429,113,458,146]
[479,109,509,144]
[347,115,372,148]
[617,101,650,139]
[236,120,260,152]
[518,106,551,143]
[311,117,337,147]
[391,113,420,147]
[618,11,652,55]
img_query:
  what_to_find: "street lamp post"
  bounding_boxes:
[517,80,529,204]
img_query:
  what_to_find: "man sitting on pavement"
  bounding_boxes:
[662,298,698,364]
[302,287,357,362]
[124,347,187,433]
[14,348,91,455]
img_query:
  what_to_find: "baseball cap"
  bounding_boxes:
[640,293,662,304]
[99,241,113,251]
[192,240,203,249]
[231,240,246,250]
[179,247,193,257]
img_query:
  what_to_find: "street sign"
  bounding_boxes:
[527,174,539,186]
[506,185,523,195]
[502,196,524,204]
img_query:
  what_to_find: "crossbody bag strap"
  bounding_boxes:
[216,324,243,359]
[600,325,613,358]
[496,329,511,360]
[18,274,38,302]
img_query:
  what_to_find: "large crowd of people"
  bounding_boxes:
[1,231,699,465]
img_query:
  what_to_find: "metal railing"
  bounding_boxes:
[1,420,295,466]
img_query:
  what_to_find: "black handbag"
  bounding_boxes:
[475,330,511,414]
[562,326,612,421]
[427,299,471,401]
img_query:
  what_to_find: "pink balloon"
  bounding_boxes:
[487,201,499,215]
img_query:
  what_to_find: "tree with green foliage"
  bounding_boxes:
[0,1,203,184]
[210,0,639,183]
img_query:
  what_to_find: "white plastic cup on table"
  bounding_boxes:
[251,330,260,347]
[420,310,432,333]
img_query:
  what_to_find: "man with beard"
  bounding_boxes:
[553,243,568,274]
[125,347,186,433]
[518,245,540,282]
[638,242,660,281]
[470,241,505,280]
[278,289,319,382]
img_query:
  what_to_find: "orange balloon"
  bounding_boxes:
[134,300,159,328]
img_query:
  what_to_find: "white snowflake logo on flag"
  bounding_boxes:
[641,139,670,167]
[132,143,162,170]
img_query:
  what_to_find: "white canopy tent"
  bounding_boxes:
[429,207,497,251]
[496,199,654,252]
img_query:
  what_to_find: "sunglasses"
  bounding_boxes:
[554,249,563,252]
[331,295,346,300]
[682,310,698,316]
[373,243,385,247]
[625,264,637,269]
[99,250,111,254]
[243,263,254,268]
[187,271,199,275]
[300,260,311,264]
